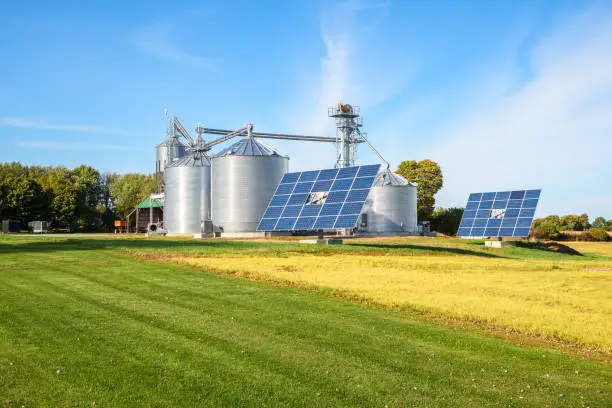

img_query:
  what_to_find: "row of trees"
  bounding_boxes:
[0,163,155,231]
[532,214,612,241]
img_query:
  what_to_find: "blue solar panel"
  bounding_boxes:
[357,165,380,177]
[295,217,316,230]
[287,194,308,205]
[346,189,370,202]
[300,204,322,217]
[352,176,376,189]
[299,171,319,182]
[334,215,360,228]
[331,178,354,191]
[505,208,520,217]
[510,190,525,199]
[317,169,338,180]
[282,205,302,218]
[270,195,289,207]
[479,201,494,210]
[275,183,295,195]
[257,164,381,231]
[326,190,349,203]
[337,166,359,179]
[473,219,487,228]
[257,218,278,230]
[320,203,342,216]
[482,192,496,201]
[263,207,283,218]
[281,173,300,183]
[340,201,365,215]
[492,200,507,209]
[276,217,297,230]
[293,182,314,194]
[312,179,333,192]
[456,189,541,238]
[314,216,337,229]
[507,200,522,208]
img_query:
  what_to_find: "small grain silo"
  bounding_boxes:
[211,137,289,233]
[163,151,211,234]
[156,136,187,190]
[362,169,418,233]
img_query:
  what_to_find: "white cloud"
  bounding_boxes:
[0,117,114,133]
[18,141,128,151]
[280,0,411,171]
[426,7,612,217]
[132,22,216,70]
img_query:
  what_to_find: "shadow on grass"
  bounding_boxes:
[346,243,501,258]
[512,241,583,256]
[0,237,288,255]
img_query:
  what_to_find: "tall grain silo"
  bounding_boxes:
[156,137,187,189]
[362,169,418,233]
[211,137,289,233]
[164,152,211,233]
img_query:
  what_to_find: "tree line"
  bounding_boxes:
[0,162,155,232]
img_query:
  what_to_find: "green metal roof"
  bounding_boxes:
[137,194,164,209]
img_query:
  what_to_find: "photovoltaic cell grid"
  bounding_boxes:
[457,189,541,238]
[257,164,381,231]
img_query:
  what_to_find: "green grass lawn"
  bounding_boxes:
[1,236,611,407]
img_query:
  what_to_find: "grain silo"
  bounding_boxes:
[163,151,211,234]
[156,137,187,177]
[211,137,289,233]
[362,169,418,233]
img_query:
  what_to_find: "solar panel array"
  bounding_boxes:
[257,164,381,231]
[457,189,541,238]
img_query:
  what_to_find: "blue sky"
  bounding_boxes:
[1,0,611,219]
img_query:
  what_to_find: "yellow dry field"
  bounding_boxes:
[167,241,612,353]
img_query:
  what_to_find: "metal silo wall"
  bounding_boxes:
[164,163,211,233]
[211,155,288,232]
[156,144,168,175]
[364,184,418,232]
[156,142,188,176]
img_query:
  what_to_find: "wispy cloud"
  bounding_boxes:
[419,6,612,217]
[132,22,216,70]
[0,117,115,133]
[282,0,410,170]
[19,141,128,151]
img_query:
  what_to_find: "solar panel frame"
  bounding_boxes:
[257,164,381,231]
[456,189,541,238]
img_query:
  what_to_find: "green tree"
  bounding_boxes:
[36,166,80,228]
[396,159,443,220]
[531,216,561,240]
[0,162,46,221]
[592,217,606,229]
[429,207,463,235]
[607,220,612,232]
[559,214,590,231]
[108,173,156,219]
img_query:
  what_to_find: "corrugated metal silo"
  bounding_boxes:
[164,152,211,233]
[156,138,187,176]
[211,137,289,232]
[362,169,418,233]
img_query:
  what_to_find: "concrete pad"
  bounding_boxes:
[299,239,343,245]
[485,241,516,248]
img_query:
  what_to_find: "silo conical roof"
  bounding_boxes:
[374,168,417,187]
[168,152,210,167]
[213,137,284,157]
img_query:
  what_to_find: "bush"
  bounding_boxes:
[429,207,464,236]
[531,220,561,240]
[584,228,610,242]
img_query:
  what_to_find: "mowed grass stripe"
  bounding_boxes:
[0,242,610,407]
